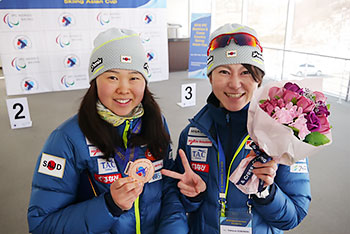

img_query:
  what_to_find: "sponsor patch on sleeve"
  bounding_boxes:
[187,136,212,147]
[97,158,119,174]
[191,162,209,173]
[191,147,208,162]
[38,153,66,178]
[290,163,308,173]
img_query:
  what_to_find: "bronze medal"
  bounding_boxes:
[125,158,154,183]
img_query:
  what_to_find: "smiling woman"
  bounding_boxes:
[96,69,146,116]
[27,28,188,234]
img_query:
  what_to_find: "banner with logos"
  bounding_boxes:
[0,0,168,95]
[188,13,211,79]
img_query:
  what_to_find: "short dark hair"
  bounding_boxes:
[78,79,170,160]
[242,64,264,87]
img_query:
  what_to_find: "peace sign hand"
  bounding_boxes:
[161,149,206,198]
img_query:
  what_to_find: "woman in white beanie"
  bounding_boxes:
[27,28,188,234]
[162,23,311,234]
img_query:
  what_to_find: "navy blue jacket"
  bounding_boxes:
[176,93,311,234]
[28,115,188,234]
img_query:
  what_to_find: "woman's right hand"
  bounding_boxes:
[110,177,144,210]
[161,149,206,197]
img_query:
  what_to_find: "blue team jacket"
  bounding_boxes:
[176,101,311,234]
[27,114,188,234]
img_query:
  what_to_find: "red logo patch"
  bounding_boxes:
[191,162,209,173]
[94,173,121,184]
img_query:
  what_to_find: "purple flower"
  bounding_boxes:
[305,111,321,132]
[315,102,330,117]
[284,82,304,95]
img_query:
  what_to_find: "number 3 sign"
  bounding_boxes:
[177,83,196,107]
[6,97,32,129]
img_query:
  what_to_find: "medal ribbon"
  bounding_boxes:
[235,142,271,192]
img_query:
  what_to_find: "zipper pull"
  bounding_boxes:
[226,113,230,124]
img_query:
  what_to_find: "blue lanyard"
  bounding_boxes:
[217,132,250,217]
[114,119,142,174]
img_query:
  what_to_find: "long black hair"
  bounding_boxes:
[78,79,170,160]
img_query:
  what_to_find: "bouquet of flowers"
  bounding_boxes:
[230,79,332,194]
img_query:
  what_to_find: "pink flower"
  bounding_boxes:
[260,100,276,116]
[318,114,331,134]
[269,87,285,100]
[314,91,327,103]
[273,106,294,124]
[289,115,310,140]
[297,96,315,113]
[282,89,300,103]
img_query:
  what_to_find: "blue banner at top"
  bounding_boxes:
[0,0,166,9]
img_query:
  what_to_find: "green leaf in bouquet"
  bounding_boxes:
[259,99,267,104]
[304,132,330,146]
[291,97,298,105]
[288,126,300,139]
[327,104,331,110]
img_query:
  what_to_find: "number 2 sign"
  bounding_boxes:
[6,97,32,129]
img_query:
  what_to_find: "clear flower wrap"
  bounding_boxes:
[230,79,332,194]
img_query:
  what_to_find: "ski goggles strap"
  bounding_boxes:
[207,32,263,56]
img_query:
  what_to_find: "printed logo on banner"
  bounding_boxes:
[97,12,110,26]
[149,171,162,183]
[188,127,206,137]
[3,13,19,28]
[97,158,118,174]
[143,13,154,24]
[146,51,156,62]
[56,34,71,48]
[252,51,263,61]
[38,153,66,178]
[226,50,237,57]
[187,136,212,147]
[191,162,209,173]
[58,13,75,27]
[121,56,132,63]
[89,146,103,157]
[191,148,208,162]
[94,173,121,184]
[21,78,38,92]
[14,36,31,50]
[140,33,151,44]
[290,163,308,173]
[61,75,76,88]
[64,55,79,68]
[11,57,26,71]
[152,160,163,171]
